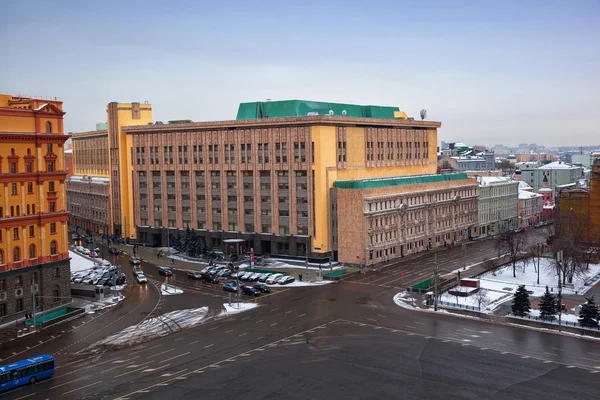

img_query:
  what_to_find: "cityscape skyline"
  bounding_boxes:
[1,0,599,147]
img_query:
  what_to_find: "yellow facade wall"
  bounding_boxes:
[345,127,366,165]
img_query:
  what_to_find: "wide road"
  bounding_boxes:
[3,271,600,400]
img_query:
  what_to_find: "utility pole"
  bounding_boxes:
[556,250,563,332]
[305,238,309,281]
[537,243,540,285]
[434,249,439,311]
[31,278,36,330]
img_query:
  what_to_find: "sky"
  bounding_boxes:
[1,0,599,147]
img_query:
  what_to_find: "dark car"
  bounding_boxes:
[188,271,203,280]
[129,256,141,265]
[158,266,173,276]
[203,273,220,284]
[108,247,122,255]
[223,281,239,292]
[242,286,261,296]
[253,283,271,293]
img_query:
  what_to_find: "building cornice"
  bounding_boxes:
[123,116,442,134]
[72,130,108,139]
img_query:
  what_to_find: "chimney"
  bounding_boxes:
[514,169,521,181]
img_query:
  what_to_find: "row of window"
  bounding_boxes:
[0,223,57,243]
[0,241,59,265]
[0,360,54,382]
[135,142,315,166]
[365,141,429,162]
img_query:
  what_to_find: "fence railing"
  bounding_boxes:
[509,313,600,331]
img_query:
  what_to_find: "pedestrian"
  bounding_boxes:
[299,273,303,282]
[458,271,461,280]
[171,257,175,265]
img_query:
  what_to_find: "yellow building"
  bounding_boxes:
[0,94,71,318]
[68,102,152,238]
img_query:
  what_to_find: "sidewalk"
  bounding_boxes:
[109,242,209,271]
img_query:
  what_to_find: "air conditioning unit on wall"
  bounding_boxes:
[0,292,7,301]
[15,288,23,297]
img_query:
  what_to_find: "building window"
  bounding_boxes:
[0,250,3,265]
[13,247,20,262]
[13,228,19,240]
[27,182,33,194]
[32,204,35,214]
[53,286,60,302]
[9,162,17,174]
[53,267,60,278]
[0,278,4,291]
[47,161,55,172]
[45,122,52,133]
[29,244,36,259]
[29,225,34,237]
[11,183,17,195]
[50,240,58,255]
[16,299,24,313]
[50,223,57,234]
[49,201,56,213]
[49,181,55,192]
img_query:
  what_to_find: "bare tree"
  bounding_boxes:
[549,208,589,284]
[497,231,529,278]
[420,109,427,121]
[475,289,490,311]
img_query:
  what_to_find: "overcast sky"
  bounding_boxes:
[1,0,598,147]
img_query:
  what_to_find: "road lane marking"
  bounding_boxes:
[159,352,191,364]
[14,393,37,400]
[50,377,87,390]
[189,340,200,345]
[146,348,175,359]
[209,326,219,330]
[270,308,279,312]
[414,322,425,325]
[174,337,185,342]
[298,313,307,318]
[242,317,250,321]
[405,325,416,329]
[270,323,278,327]
[115,361,155,377]
[544,352,558,357]
[552,348,565,352]
[204,344,214,349]
[142,364,170,372]
[62,381,102,396]
[225,329,233,333]
[239,333,247,337]
[366,318,376,322]
[500,338,513,341]
[377,314,387,318]
[285,311,292,314]
[256,320,264,324]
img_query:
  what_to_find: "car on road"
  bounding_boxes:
[241,286,260,296]
[203,273,220,284]
[200,267,211,274]
[132,266,143,276]
[278,276,296,285]
[136,274,148,284]
[253,283,271,293]
[223,281,239,292]
[158,266,173,276]
[217,269,232,278]
[81,248,91,255]
[108,247,121,255]
[129,256,141,265]
[266,274,283,284]
[187,271,203,280]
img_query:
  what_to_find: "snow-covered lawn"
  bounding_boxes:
[439,259,600,313]
[87,307,209,351]
[480,258,600,296]
[161,283,183,296]
[222,302,258,315]
[69,250,98,273]
[527,309,580,324]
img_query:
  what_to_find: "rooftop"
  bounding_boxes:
[539,161,580,170]
[478,177,516,186]
[236,100,402,120]
[518,191,543,200]
[334,173,471,190]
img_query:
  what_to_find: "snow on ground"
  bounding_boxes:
[69,250,97,273]
[262,259,342,271]
[266,280,332,287]
[222,302,258,315]
[527,309,580,324]
[87,307,209,351]
[161,283,183,296]
[439,259,600,313]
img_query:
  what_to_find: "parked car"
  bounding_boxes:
[136,274,148,284]
[258,273,272,283]
[188,271,203,280]
[203,273,220,284]
[240,272,253,281]
[200,267,211,274]
[88,251,98,258]
[158,266,173,276]
[278,276,296,285]
[81,248,91,255]
[223,281,239,293]
[230,271,243,279]
[253,283,271,293]
[129,256,141,265]
[266,274,283,284]
[248,273,261,282]
[132,266,143,276]
[217,269,232,278]
[241,286,261,296]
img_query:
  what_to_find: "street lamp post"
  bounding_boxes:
[556,250,563,332]
[433,249,439,311]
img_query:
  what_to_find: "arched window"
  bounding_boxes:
[13,247,20,262]
[0,250,3,265]
[45,121,52,133]
[32,204,35,214]
[16,205,20,216]
[29,244,36,259]
[10,206,14,217]
[50,240,57,255]
[26,204,30,215]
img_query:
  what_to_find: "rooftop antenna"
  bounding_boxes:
[420,109,427,121]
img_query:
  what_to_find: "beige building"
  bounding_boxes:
[334,173,478,265]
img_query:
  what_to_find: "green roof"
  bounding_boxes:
[334,173,470,189]
[236,100,400,120]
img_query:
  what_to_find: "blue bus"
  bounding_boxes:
[0,354,55,393]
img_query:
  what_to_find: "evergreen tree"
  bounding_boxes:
[578,296,599,328]
[539,286,557,321]
[511,285,531,317]
[172,233,183,252]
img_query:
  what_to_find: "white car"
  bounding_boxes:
[278,276,296,285]
[266,274,283,284]
[75,246,85,253]
[100,260,111,267]
[241,272,253,280]
[82,248,91,255]
[136,274,148,284]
